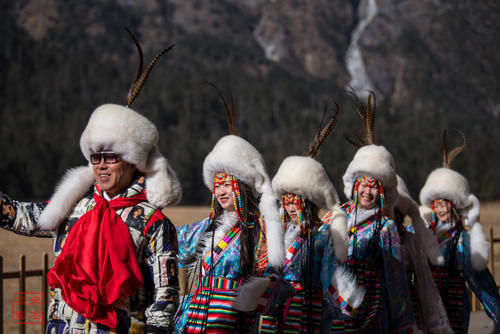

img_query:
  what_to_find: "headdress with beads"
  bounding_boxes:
[38,29,181,230]
[419,129,488,271]
[271,104,348,262]
[202,85,284,268]
[342,90,398,218]
[396,175,444,265]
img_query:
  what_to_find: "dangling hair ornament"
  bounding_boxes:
[125,27,175,107]
[281,193,305,230]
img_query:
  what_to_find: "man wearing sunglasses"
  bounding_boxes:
[0,103,182,333]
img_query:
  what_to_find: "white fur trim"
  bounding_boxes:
[261,189,285,267]
[79,104,181,209]
[396,175,412,215]
[408,203,445,266]
[203,135,284,268]
[464,194,480,227]
[332,265,366,309]
[233,276,271,311]
[470,222,490,272]
[396,175,444,265]
[144,146,182,207]
[329,205,348,263]
[343,145,398,218]
[272,156,340,209]
[80,104,158,171]
[38,166,95,230]
[272,155,346,262]
[419,168,472,209]
[419,206,432,227]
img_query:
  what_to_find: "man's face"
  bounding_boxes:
[357,177,380,210]
[91,152,136,198]
[214,177,235,211]
[433,199,452,222]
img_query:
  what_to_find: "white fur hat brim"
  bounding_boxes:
[419,168,471,209]
[272,156,347,262]
[203,135,284,267]
[79,104,181,208]
[396,175,444,265]
[38,104,182,230]
[343,145,398,217]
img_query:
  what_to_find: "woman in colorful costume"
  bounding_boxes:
[418,130,500,333]
[323,92,418,332]
[394,175,451,333]
[174,96,284,333]
[234,109,365,333]
[0,32,181,333]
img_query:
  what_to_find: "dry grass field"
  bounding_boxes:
[1,202,499,333]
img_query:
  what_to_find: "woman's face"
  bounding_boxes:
[433,199,452,222]
[214,177,235,211]
[285,202,298,222]
[357,177,380,210]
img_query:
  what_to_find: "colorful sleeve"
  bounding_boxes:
[321,228,361,317]
[176,218,210,268]
[143,214,180,332]
[458,232,500,323]
[379,219,419,333]
[0,192,52,237]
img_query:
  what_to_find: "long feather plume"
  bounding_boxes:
[125,27,175,107]
[447,129,466,167]
[206,81,237,135]
[307,103,340,157]
[441,128,466,168]
[441,129,448,168]
[344,89,377,146]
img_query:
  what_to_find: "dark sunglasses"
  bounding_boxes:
[90,151,121,165]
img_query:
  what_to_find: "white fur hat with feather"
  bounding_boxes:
[203,134,285,268]
[37,104,182,231]
[343,144,399,218]
[37,32,181,230]
[272,156,348,262]
[418,130,488,271]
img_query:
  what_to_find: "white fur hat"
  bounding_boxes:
[203,135,285,267]
[38,104,182,230]
[396,175,444,265]
[419,167,488,271]
[272,156,348,262]
[342,145,398,217]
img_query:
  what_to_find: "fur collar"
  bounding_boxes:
[348,207,378,229]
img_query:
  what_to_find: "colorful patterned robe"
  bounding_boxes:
[260,222,358,334]
[399,228,451,333]
[323,205,418,333]
[175,216,268,333]
[430,223,500,333]
[0,176,179,334]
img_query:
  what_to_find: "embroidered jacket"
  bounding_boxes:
[174,214,268,333]
[430,222,500,334]
[0,176,179,333]
[260,222,359,334]
[323,205,418,333]
[399,227,451,333]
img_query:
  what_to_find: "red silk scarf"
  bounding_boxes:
[47,187,146,328]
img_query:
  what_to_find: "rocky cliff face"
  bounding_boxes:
[4,0,500,202]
